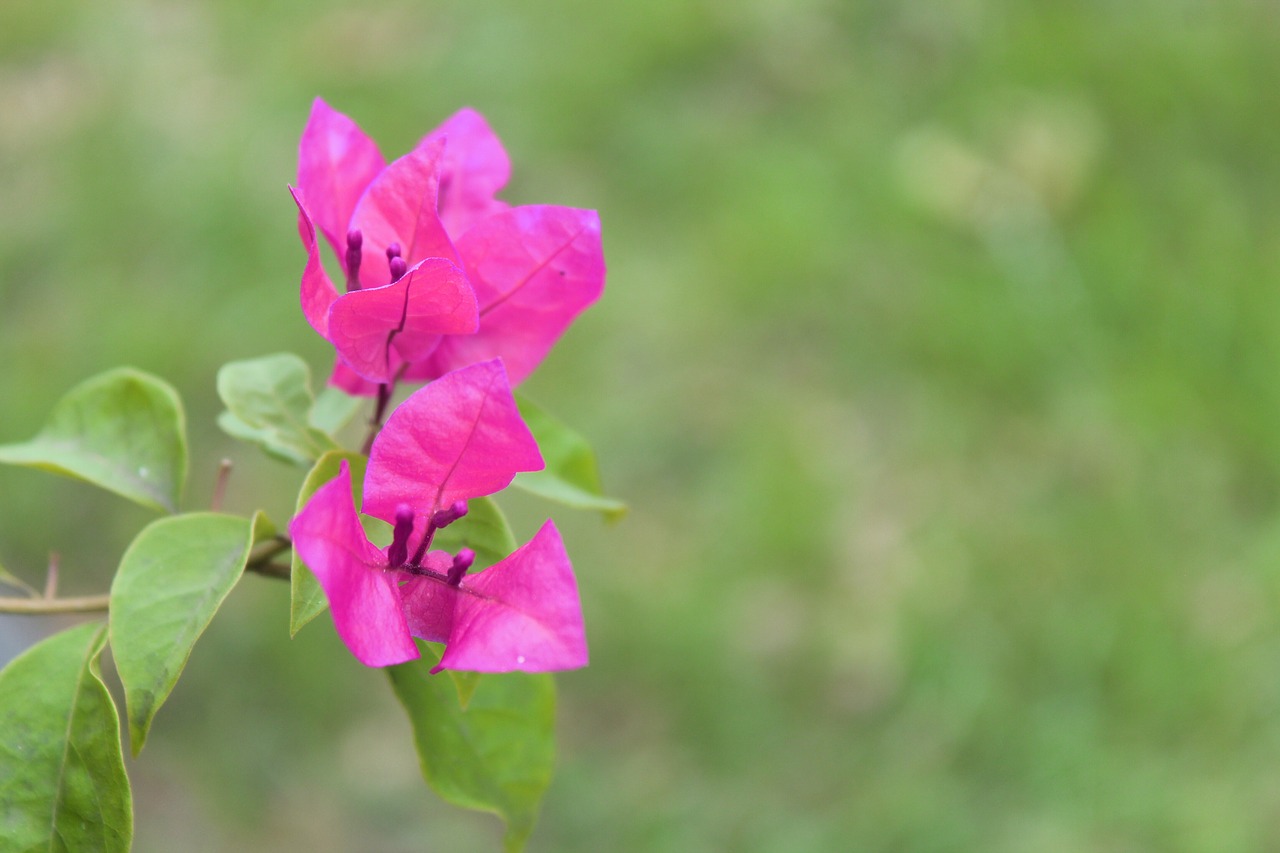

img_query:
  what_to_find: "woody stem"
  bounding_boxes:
[362,381,394,455]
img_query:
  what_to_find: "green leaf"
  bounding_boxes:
[433,496,518,572]
[0,622,132,852]
[309,385,365,435]
[250,509,279,544]
[387,644,557,852]
[0,367,187,513]
[216,353,339,466]
[513,395,626,520]
[109,512,254,754]
[290,450,368,636]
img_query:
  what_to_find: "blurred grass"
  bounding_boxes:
[4,0,1280,850]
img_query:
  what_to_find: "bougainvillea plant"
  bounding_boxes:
[0,100,620,852]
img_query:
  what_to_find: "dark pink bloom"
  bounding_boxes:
[290,181,477,385]
[292,98,605,391]
[411,205,606,385]
[288,360,588,671]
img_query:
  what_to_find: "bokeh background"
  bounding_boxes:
[4,1,1280,850]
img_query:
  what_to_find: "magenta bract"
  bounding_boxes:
[289,462,417,667]
[291,98,606,392]
[327,257,478,384]
[347,136,460,287]
[402,521,588,673]
[418,205,606,385]
[363,360,543,553]
[288,362,586,672]
[296,98,386,262]
[422,107,512,235]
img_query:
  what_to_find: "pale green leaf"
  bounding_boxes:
[309,385,365,435]
[0,367,187,513]
[109,512,254,754]
[216,353,338,466]
[0,622,132,852]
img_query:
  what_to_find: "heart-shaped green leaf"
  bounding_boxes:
[513,395,625,520]
[216,353,341,466]
[0,622,132,852]
[0,367,187,513]
[110,512,255,754]
[387,643,556,853]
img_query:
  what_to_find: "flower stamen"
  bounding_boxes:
[409,500,469,566]
[387,503,415,568]
[446,549,475,586]
[344,229,363,291]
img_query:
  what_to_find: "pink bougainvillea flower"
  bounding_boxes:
[291,98,606,392]
[409,204,605,385]
[293,191,478,384]
[288,360,588,671]
[421,107,513,236]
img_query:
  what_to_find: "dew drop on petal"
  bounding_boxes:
[516,655,526,665]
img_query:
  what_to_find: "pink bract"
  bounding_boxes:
[348,136,459,288]
[402,521,588,673]
[288,363,586,672]
[288,462,417,667]
[419,205,606,385]
[296,98,385,261]
[422,107,512,235]
[363,359,542,555]
[292,98,606,392]
[327,257,478,384]
[290,187,339,339]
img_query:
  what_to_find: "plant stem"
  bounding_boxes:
[0,594,111,614]
[361,363,407,455]
[362,381,393,455]
[212,458,233,511]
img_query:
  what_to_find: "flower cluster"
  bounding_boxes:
[291,99,605,394]
[287,100,602,672]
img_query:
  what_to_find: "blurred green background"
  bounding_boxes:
[4,0,1280,850]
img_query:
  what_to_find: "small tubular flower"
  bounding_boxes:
[288,360,588,671]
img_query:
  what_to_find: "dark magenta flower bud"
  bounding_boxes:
[344,229,363,292]
[389,255,408,283]
[431,500,469,530]
[446,548,475,586]
[386,503,415,568]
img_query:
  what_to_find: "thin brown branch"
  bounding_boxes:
[0,535,297,615]
[245,534,295,581]
[251,561,292,580]
[0,593,111,614]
